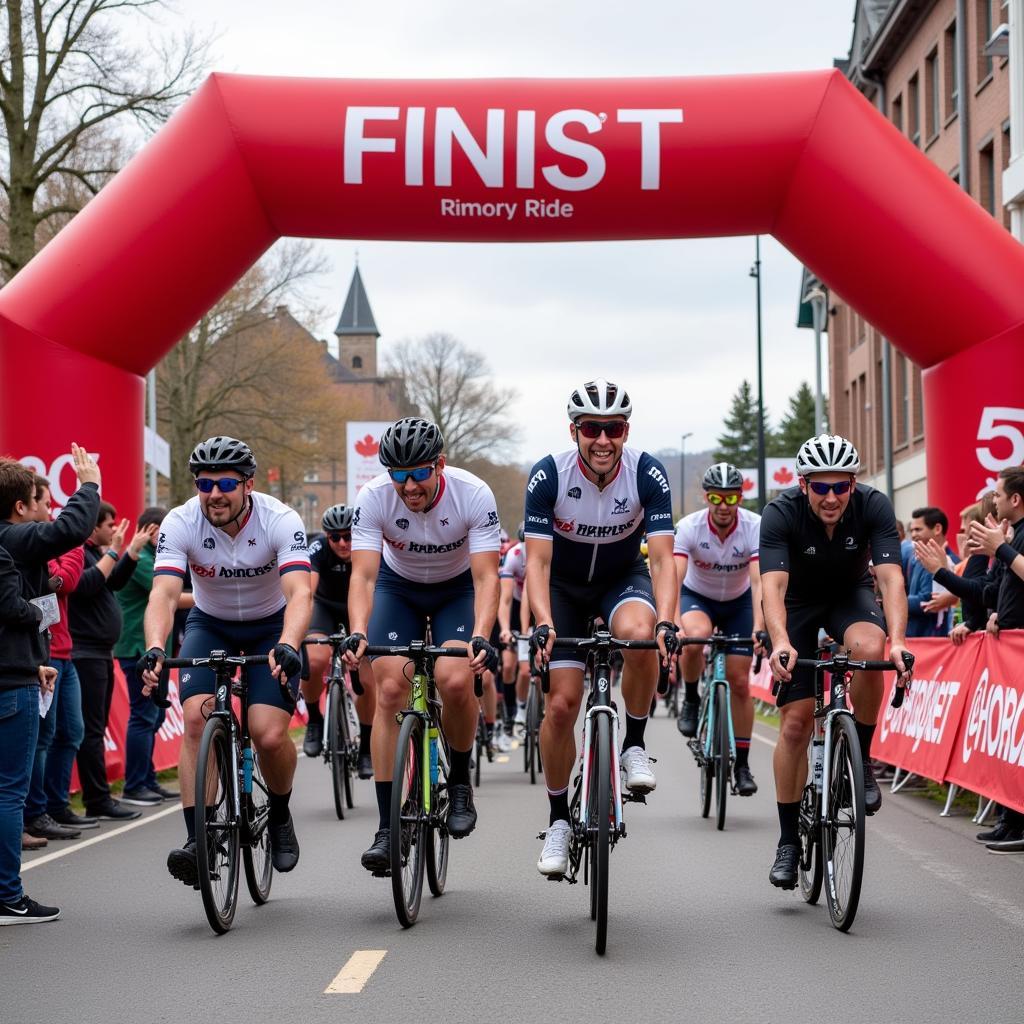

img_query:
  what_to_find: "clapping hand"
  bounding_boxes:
[966,516,1012,558]
[71,443,101,487]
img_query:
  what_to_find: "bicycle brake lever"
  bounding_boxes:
[474,674,483,698]
[657,661,670,696]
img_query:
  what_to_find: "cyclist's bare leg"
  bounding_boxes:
[354,659,376,725]
[540,666,584,794]
[726,653,754,739]
[179,694,211,811]
[680,609,711,703]
[369,655,412,783]
[481,670,498,726]
[773,699,814,802]
[300,634,329,709]
[249,704,298,794]
[844,621,887,728]
[435,642,478,751]
[612,601,659,720]
[516,658,531,702]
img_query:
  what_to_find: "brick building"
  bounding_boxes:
[802,0,1011,519]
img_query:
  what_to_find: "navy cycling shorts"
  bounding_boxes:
[367,563,475,654]
[679,585,754,656]
[177,607,297,713]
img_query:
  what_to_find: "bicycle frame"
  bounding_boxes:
[700,645,736,766]
[579,668,625,843]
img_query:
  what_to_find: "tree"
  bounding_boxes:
[714,380,771,468]
[773,381,829,458]
[0,0,207,280]
[462,456,527,538]
[386,333,519,463]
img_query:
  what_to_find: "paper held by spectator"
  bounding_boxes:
[30,593,59,633]
[39,687,54,719]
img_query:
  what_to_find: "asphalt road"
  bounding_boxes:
[6,710,1022,1024]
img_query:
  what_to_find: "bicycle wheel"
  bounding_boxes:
[798,785,822,905]
[526,685,539,784]
[696,695,712,819]
[425,734,450,897]
[714,684,730,831]
[327,680,347,820]
[195,716,240,934]
[821,715,865,931]
[242,746,273,905]
[340,683,356,810]
[591,712,612,955]
[390,713,426,927]
[473,715,483,788]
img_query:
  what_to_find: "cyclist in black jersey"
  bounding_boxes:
[301,505,375,777]
[759,434,912,889]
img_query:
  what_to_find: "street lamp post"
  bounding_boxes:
[680,431,693,518]
[750,236,766,513]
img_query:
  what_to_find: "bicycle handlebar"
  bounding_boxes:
[675,630,770,673]
[302,634,364,694]
[776,651,915,708]
[360,643,484,699]
[531,635,669,695]
[162,653,270,670]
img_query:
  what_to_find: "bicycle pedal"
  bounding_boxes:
[371,869,391,879]
[624,792,647,804]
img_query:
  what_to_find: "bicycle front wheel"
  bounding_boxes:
[195,716,240,934]
[327,681,347,820]
[426,735,450,897]
[798,784,822,905]
[822,715,865,931]
[714,684,730,831]
[526,685,539,784]
[242,745,273,905]
[391,713,426,927]
[696,695,712,819]
[590,712,611,955]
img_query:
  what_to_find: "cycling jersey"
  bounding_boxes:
[523,448,674,584]
[309,534,352,615]
[673,507,760,602]
[154,492,310,620]
[499,541,526,601]
[351,466,500,584]
[758,485,901,599]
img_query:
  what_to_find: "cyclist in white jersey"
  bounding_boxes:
[526,380,679,877]
[138,437,311,887]
[674,463,765,796]
[343,418,501,874]
[498,523,532,732]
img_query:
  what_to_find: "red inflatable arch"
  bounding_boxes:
[2,69,1022,519]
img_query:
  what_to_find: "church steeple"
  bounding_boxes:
[334,262,379,377]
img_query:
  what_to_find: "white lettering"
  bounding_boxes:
[344,106,400,184]
[542,109,605,192]
[616,108,684,188]
[516,110,536,188]
[405,106,425,186]
[435,107,505,188]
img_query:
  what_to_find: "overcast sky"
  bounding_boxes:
[169,0,856,463]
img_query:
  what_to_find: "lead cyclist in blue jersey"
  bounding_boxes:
[525,379,679,876]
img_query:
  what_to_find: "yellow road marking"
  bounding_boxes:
[496,755,510,764]
[325,950,387,994]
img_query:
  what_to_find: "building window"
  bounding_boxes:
[979,140,996,215]
[977,0,994,82]
[944,21,958,119]
[352,355,363,369]
[912,364,924,438]
[925,49,940,141]
[896,355,909,446]
[303,470,320,483]
[891,93,903,132]
[908,74,920,146]
[1003,122,1012,230]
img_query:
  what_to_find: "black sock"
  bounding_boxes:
[306,703,323,725]
[183,806,196,842]
[359,722,372,755]
[449,748,471,786]
[375,781,393,830]
[684,680,699,703]
[622,711,648,751]
[777,801,801,847]
[855,721,876,762]
[548,788,570,826]
[735,738,751,769]
[268,789,291,826]
[503,682,518,718]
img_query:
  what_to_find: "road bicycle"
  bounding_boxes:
[163,651,274,935]
[523,654,544,785]
[303,634,364,820]
[535,631,666,955]
[473,708,493,787]
[362,640,481,928]
[776,647,913,931]
[681,633,764,831]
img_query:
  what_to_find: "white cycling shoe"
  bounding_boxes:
[537,819,572,876]
[620,746,657,793]
[494,730,512,753]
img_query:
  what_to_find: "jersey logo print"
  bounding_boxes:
[249,537,257,546]
[293,531,305,544]
[845,536,857,548]
[203,537,215,550]
[699,541,711,549]
[395,518,409,530]
[567,486,582,499]
[804,546,816,555]
[487,510,499,527]
[612,498,630,514]
[441,518,449,526]
[555,518,575,533]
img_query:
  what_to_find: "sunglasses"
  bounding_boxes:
[576,420,627,440]
[195,477,244,494]
[707,493,741,506]
[388,464,435,484]
[327,531,351,543]
[808,480,853,496]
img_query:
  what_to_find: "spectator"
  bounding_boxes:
[21,476,88,844]
[906,507,956,637]
[114,507,178,806]
[0,445,100,924]
[68,502,151,821]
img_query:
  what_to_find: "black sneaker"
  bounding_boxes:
[446,783,477,838]
[734,764,758,796]
[977,819,1013,843]
[357,751,374,780]
[0,894,61,925]
[269,814,300,872]
[25,813,80,840]
[361,828,391,874]
[152,783,180,801]
[49,806,99,830]
[986,833,1024,854]
[862,760,882,815]
[302,720,323,758]
[86,799,141,821]
[769,843,799,889]
[167,839,200,889]
[677,699,700,738]
[121,788,162,807]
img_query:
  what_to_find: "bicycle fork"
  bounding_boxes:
[579,706,625,839]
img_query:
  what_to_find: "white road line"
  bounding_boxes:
[325,950,387,994]
[751,730,778,749]
[21,804,181,872]
[495,755,510,764]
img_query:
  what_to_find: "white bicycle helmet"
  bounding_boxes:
[795,434,861,475]
[567,379,632,421]
[702,462,744,491]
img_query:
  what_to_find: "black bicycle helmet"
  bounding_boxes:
[322,504,354,532]
[378,417,444,468]
[702,462,744,491]
[188,436,257,478]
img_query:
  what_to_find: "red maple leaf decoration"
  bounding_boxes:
[355,434,380,457]
[742,477,754,492]
[773,466,794,485]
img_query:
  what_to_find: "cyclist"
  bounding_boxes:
[300,504,375,779]
[760,434,912,889]
[139,437,312,886]
[675,462,764,796]
[343,417,501,873]
[498,522,531,733]
[526,379,678,877]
